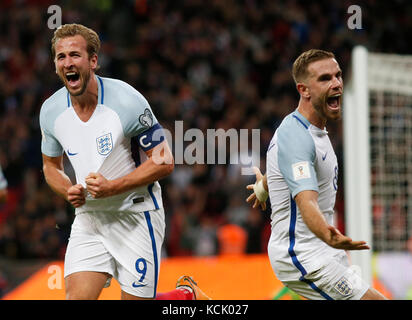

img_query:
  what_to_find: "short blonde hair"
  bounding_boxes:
[292,49,335,84]
[51,23,100,59]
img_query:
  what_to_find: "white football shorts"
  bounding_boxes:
[279,253,370,300]
[64,208,165,298]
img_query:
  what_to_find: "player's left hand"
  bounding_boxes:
[85,172,113,198]
[326,225,370,251]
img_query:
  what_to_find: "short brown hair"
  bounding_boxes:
[292,49,335,84]
[51,23,100,59]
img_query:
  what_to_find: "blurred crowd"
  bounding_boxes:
[0,0,410,269]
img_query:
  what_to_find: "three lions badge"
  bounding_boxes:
[96,133,113,156]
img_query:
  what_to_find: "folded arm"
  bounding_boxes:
[42,154,86,207]
[85,140,174,199]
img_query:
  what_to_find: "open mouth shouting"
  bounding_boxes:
[65,71,81,89]
[326,93,342,112]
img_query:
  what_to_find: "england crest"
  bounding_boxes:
[96,133,113,156]
[334,276,353,297]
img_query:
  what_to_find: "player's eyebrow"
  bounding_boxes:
[317,73,332,81]
[317,69,342,81]
[56,50,81,59]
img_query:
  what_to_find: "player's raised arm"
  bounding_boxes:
[295,190,369,251]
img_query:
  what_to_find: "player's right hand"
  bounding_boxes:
[246,167,267,211]
[67,184,86,208]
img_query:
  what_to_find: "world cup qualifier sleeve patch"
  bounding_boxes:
[334,276,353,297]
[292,161,311,181]
[139,108,154,128]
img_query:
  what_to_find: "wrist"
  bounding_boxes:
[106,178,119,197]
[253,179,268,202]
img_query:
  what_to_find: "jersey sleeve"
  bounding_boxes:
[122,92,159,136]
[39,102,64,157]
[121,88,165,151]
[276,124,319,198]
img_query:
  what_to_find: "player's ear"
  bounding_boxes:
[89,53,98,71]
[296,82,310,99]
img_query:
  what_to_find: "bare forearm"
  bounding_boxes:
[110,159,173,196]
[295,190,369,251]
[43,165,73,201]
[296,194,330,243]
[86,141,174,199]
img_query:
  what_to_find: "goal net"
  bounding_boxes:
[368,53,412,252]
[343,46,412,285]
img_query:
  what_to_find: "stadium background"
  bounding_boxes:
[0,0,410,299]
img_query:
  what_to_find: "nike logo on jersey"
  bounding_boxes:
[267,142,276,152]
[132,282,147,288]
[322,152,327,161]
[67,150,78,156]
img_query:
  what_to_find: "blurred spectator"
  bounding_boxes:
[0,270,8,297]
[244,207,265,254]
[217,224,247,255]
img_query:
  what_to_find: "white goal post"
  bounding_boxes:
[343,46,372,285]
[344,46,412,286]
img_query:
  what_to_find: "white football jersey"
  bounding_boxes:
[266,109,345,281]
[40,75,164,214]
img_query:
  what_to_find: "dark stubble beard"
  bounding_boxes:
[312,91,342,123]
[59,67,91,97]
